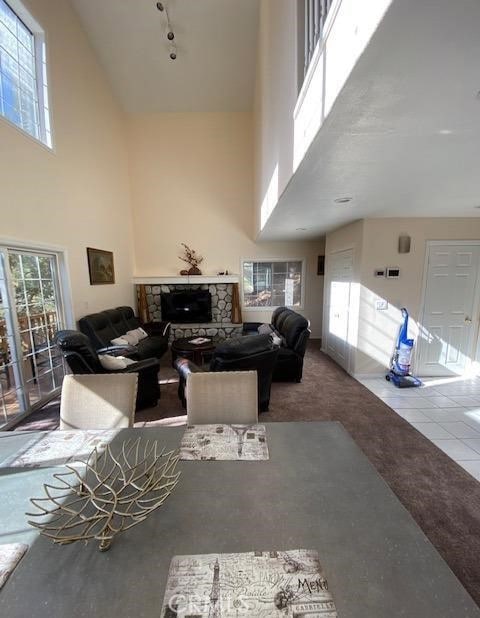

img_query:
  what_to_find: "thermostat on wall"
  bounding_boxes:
[386,267,400,279]
[374,268,386,278]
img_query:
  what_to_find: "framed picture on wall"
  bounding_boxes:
[317,255,325,276]
[87,247,115,285]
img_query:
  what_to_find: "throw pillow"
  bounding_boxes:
[271,333,283,347]
[123,330,141,345]
[257,323,273,335]
[135,327,149,340]
[111,337,129,346]
[98,355,136,370]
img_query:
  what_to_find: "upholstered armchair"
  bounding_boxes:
[55,330,160,410]
[175,334,278,412]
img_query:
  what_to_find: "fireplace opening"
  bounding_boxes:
[161,290,212,323]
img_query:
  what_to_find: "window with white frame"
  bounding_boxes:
[0,0,51,147]
[242,260,304,309]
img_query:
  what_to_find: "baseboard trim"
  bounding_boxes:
[353,372,387,380]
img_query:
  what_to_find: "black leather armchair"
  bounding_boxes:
[243,307,311,382]
[175,334,278,412]
[55,330,160,410]
[78,306,169,361]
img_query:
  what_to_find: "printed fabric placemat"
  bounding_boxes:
[161,548,337,617]
[180,424,269,460]
[0,429,119,469]
[0,544,28,590]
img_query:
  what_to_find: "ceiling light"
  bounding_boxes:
[296,227,307,231]
[334,197,353,204]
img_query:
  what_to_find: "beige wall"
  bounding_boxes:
[127,112,325,336]
[324,218,480,375]
[253,0,298,236]
[356,218,480,375]
[0,0,135,320]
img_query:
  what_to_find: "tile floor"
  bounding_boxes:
[358,375,480,482]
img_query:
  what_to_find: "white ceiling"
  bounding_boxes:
[71,0,260,113]
[260,0,480,241]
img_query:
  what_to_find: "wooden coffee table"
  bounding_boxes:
[171,336,216,366]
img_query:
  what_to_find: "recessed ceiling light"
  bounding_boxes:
[334,197,353,204]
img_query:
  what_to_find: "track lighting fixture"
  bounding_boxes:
[155,1,177,60]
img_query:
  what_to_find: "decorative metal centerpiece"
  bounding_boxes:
[27,439,181,552]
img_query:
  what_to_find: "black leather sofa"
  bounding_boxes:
[175,334,279,412]
[243,307,311,382]
[55,330,161,410]
[78,306,169,361]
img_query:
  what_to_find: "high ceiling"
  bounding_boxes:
[260,0,480,240]
[71,0,260,113]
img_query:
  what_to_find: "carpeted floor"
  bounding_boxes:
[12,340,480,607]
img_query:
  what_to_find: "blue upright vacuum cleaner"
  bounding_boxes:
[386,308,422,388]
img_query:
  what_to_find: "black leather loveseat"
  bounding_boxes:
[55,330,160,410]
[243,307,311,382]
[175,334,279,412]
[78,306,170,361]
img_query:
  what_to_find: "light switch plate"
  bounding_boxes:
[375,299,388,311]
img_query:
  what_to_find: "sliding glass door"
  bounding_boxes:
[0,247,68,428]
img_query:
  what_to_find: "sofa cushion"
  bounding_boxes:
[136,335,168,359]
[103,309,127,338]
[116,306,141,331]
[214,334,273,359]
[280,312,309,349]
[79,312,118,349]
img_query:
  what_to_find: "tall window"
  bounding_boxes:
[0,0,51,147]
[242,260,304,309]
[0,247,69,428]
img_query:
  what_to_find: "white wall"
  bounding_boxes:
[323,220,363,371]
[0,0,135,320]
[127,112,325,336]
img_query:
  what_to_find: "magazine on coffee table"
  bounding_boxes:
[189,337,211,345]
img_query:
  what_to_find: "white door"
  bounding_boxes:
[326,249,354,371]
[417,243,480,376]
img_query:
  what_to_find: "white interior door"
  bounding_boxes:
[326,249,354,371]
[417,243,480,376]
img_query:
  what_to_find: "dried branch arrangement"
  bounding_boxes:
[179,243,203,275]
[27,439,181,552]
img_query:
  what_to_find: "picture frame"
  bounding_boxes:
[87,247,115,285]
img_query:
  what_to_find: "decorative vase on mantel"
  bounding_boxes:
[179,243,203,276]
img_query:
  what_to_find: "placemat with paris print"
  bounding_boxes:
[179,424,269,460]
[161,549,337,617]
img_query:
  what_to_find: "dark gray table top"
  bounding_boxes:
[0,422,478,617]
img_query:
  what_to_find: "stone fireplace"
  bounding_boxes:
[136,276,243,343]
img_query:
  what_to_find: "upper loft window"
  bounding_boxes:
[0,0,51,148]
[298,0,334,88]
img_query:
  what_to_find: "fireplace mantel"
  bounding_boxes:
[133,275,239,285]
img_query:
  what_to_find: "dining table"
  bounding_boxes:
[0,421,479,617]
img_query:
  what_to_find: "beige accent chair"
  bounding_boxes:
[60,374,138,430]
[185,370,258,425]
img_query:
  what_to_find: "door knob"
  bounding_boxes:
[465,316,472,324]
